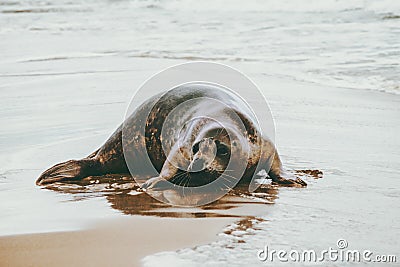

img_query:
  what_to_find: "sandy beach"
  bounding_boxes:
[0,217,233,267]
[1,0,399,266]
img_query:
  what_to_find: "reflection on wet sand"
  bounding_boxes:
[42,170,321,221]
[42,174,280,219]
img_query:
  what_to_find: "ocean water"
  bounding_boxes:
[1,0,400,94]
[1,1,400,266]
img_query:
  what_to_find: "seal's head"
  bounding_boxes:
[168,124,245,188]
[188,136,231,173]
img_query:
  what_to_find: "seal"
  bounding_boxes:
[36,83,306,189]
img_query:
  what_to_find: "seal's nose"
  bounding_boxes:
[188,158,206,172]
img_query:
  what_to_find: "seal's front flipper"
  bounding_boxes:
[36,159,99,185]
[140,154,179,191]
[140,177,170,191]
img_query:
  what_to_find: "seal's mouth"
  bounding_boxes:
[187,157,206,172]
[187,137,219,173]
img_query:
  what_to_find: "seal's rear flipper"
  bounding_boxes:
[268,169,324,188]
[85,148,100,159]
[295,169,323,179]
[36,159,99,185]
[271,176,307,187]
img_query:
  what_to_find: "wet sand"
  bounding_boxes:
[0,187,278,267]
[0,216,232,267]
[0,167,280,267]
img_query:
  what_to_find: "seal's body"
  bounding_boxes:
[36,84,306,188]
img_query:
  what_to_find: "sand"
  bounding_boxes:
[0,182,275,267]
[0,216,234,267]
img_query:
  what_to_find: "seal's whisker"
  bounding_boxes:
[171,172,187,187]
[180,173,189,197]
[214,169,235,172]
[217,177,233,190]
[176,172,188,184]
[217,172,239,182]
[181,172,193,198]
[172,172,184,180]
[183,173,191,196]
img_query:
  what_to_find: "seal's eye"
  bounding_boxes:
[192,142,200,154]
[217,143,229,156]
